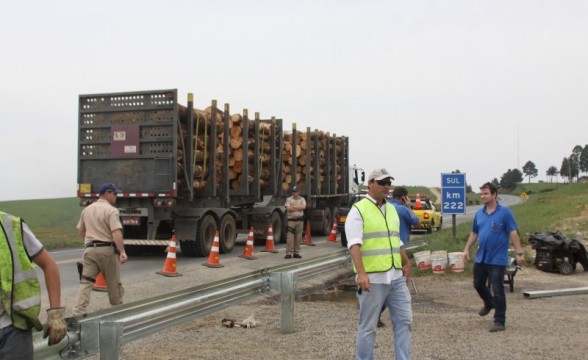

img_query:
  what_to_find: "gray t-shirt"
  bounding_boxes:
[0,221,43,328]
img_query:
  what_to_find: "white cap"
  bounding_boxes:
[367,168,394,181]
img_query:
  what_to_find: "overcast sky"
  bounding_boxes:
[1,0,587,201]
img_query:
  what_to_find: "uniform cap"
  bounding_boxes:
[98,183,122,194]
[291,186,299,192]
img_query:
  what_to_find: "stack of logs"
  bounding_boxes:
[177,105,343,194]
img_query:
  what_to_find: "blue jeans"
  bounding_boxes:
[356,277,412,360]
[473,263,507,324]
[0,325,33,360]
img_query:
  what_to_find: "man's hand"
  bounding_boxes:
[119,252,128,264]
[43,307,67,345]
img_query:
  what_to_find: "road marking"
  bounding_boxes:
[56,258,82,265]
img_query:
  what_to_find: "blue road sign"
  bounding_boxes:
[441,173,466,214]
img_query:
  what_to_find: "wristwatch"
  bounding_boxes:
[516,252,524,256]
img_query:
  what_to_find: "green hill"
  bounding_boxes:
[0,198,82,249]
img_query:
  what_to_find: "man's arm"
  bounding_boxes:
[33,249,68,345]
[112,229,128,264]
[349,244,369,292]
[32,250,61,308]
[510,229,526,265]
[462,232,478,262]
[400,247,411,284]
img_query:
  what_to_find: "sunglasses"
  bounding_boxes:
[375,179,391,186]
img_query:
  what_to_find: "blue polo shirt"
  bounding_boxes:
[472,202,518,266]
[389,199,420,243]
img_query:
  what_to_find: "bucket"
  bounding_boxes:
[413,250,431,270]
[430,250,447,274]
[448,252,464,272]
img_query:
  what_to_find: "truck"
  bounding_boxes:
[77,89,349,257]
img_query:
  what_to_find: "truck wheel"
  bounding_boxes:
[317,207,332,236]
[427,222,433,234]
[270,211,284,244]
[179,215,217,257]
[219,215,237,254]
[437,218,443,231]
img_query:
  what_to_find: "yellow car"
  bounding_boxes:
[410,196,442,233]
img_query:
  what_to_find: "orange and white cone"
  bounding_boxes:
[415,193,422,210]
[239,227,257,260]
[157,234,182,277]
[328,222,338,242]
[303,221,315,246]
[203,231,224,268]
[261,224,279,253]
[92,272,107,292]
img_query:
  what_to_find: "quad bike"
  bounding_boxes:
[528,231,588,275]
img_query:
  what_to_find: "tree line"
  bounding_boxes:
[491,145,588,190]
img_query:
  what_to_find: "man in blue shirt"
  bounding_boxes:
[389,187,420,244]
[462,182,525,332]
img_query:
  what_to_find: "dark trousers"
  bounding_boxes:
[0,325,33,360]
[473,263,507,324]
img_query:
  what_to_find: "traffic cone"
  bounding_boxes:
[239,227,257,260]
[328,222,338,242]
[203,231,224,268]
[415,193,422,210]
[303,221,315,246]
[157,234,183,277]
[92,272,107,292]
[261,224,279,253]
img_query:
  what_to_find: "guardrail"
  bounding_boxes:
[34,249,352,359]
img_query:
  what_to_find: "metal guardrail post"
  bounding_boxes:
[99,321,123,360]
[279,272,297,334]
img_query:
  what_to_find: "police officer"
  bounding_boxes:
[73,183,128,316]
[284,186,306,259]
[0,211,67,359]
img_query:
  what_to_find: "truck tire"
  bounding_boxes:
[179,215,217,257]
[437,218,443,231]
[219,215,237,254]
[270,211,285,244]
[311,208,332,236]
[427,222,433,234]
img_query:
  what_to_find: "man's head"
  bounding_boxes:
[392,186,408,200]
[291,186,300,198]
[479,182,498,204]
[367,168,394,202]
[98,183,121,204]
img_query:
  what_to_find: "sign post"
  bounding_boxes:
[441,173,466,239]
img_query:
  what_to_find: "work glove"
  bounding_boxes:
[43,307,67,345]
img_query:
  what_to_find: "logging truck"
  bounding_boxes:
[77,89,350,257]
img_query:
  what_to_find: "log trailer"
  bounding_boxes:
[77,89,349,257]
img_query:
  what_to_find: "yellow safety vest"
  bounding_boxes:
[0,212,42,331]
[353,198,402,273]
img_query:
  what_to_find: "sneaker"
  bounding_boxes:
[478,305,493,316]
[284,255,292,259]
[489,323,505,332]
[293,254,302,259]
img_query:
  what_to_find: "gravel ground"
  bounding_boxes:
[40,240,588,360]
[113,262,587,359]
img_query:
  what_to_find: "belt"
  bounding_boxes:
[288,218,304,222]
[85,241,113,248]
